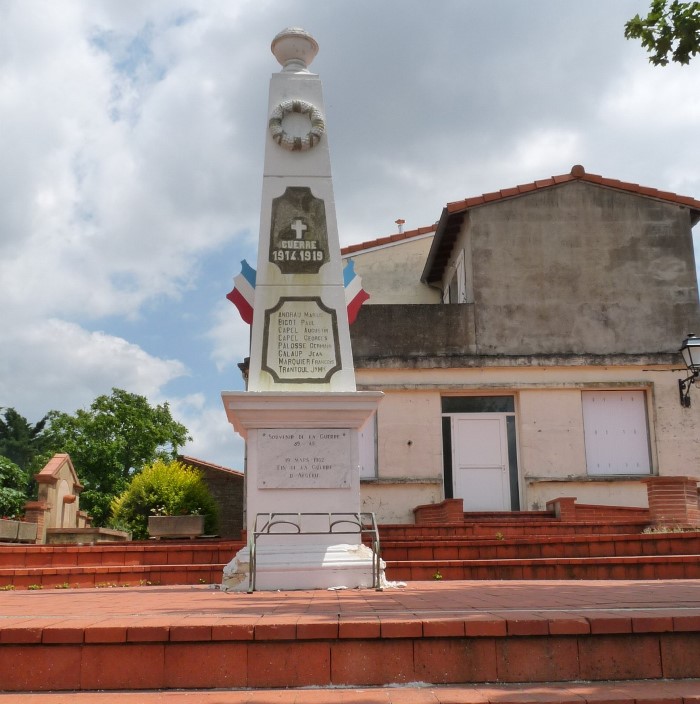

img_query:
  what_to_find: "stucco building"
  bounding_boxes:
[344,166,700,524]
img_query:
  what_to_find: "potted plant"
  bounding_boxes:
[147,506,205,540]
[110,459,218,540]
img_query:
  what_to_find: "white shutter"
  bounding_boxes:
[582,390,651,475]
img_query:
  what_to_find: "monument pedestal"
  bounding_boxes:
[221,391,383,592]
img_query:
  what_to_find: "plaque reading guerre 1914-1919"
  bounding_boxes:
[262,296,341,383]
[269,187,329,275]
[257,429,352,489]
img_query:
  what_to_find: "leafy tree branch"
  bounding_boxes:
[625,0,700,65]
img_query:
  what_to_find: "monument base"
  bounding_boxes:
[222,542,383,592]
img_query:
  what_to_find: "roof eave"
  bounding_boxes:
[420,206,451,284]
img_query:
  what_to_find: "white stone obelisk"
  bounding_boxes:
[221,28,382,591]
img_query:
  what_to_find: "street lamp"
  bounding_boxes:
[679,333,700,407]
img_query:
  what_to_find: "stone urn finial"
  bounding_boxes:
[271,27,319,71]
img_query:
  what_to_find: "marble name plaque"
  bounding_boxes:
[257,429,352,489]
[262,296,341,383]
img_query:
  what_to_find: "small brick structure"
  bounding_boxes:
[413,498,466,524]
[23,454,91,544]
[546,496,651,523]
[644,475,700,527]
[179,455,244,539]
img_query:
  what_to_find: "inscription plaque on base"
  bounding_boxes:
[258,428,352,489]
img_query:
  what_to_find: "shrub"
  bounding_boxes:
[110,459,218,539]
[0,455,29,519]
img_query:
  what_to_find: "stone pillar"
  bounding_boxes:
[23,500,50,544]
[546,497,578,521]
[644,476,700,527]
[222,28,382,591]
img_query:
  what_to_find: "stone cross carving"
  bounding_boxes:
[291,219,307,239]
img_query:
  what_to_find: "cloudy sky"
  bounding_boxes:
[2,0,699,471]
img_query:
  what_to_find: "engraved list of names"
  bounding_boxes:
[262,296,341,383]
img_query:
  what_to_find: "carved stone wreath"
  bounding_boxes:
[269,99,325,151]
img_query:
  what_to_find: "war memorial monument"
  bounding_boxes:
[221,28,383,591]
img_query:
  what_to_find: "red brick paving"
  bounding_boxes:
[0,580,699,693]
[1,681,700,703]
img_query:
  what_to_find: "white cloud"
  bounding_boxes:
[0,318,186,422]
[177,401,245,471]
[206,300,252,373]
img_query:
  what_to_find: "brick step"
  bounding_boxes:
[0,563,226,589]
[378,521,650,540]
[380,531,700,561]
[0,539,243,569]
[2,680,700,703]
[386,553,700,581]
[1,583,699,691]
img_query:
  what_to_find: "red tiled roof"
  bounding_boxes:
[178,455,243,477]
[422,165,700,283]
[445,164,700,214]
[341,224,436,256]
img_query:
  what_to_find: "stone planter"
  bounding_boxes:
[148,515,205,540]
[16,522,37,543]
[0,519,37,543]
[0,519,19,542]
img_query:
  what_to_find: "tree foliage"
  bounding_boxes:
[38,388,190,526]
[625,1,700,65]
[110,459,218,540]
[0,456,29,519]
[0,408,48,472]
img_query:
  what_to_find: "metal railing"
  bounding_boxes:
[248,511,382,593]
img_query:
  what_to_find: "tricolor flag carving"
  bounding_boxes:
[343,259,370,324]
[226,260,369,324]
[226,259,256,325]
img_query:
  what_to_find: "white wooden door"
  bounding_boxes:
[452,414,510,511]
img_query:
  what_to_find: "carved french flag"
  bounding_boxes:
[227,259,368,325]
[343,259,370,324]
[226,259,256,325]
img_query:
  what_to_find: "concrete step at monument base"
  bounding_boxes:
[2,680,700,703]
[386,553,700,581]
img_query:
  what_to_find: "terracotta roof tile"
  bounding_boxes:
[422,164,700,284]
[517,183,537,193]
[535,178,555,188]
[178,455,243,477]
[351,166,700,269]
[340,224,437,256]
[443,165,700,215]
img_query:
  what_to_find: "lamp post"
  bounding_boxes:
[679,333,700,407]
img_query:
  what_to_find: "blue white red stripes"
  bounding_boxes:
[226,259,256,325]
[343,259,370,324]
[226,259,368,324]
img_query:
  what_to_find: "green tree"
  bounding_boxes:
[110,459,218,540]
[38,388,190,526]
[625,1,700,65]
[0,408,48,472]
[0,456,29,519]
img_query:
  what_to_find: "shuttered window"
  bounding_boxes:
[582,390,651,475]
